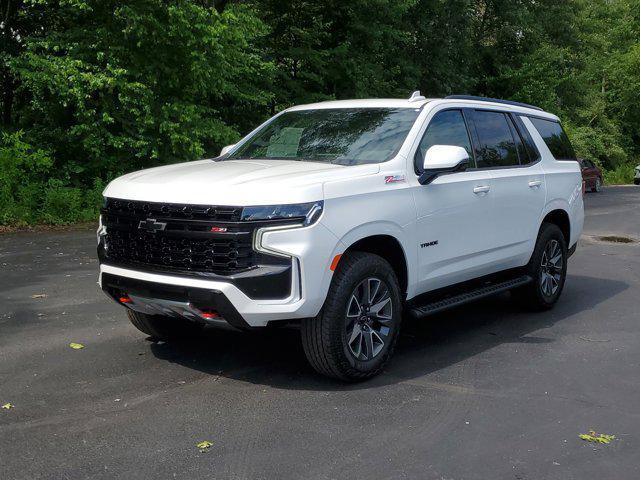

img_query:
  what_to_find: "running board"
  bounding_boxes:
[409,275,533,318]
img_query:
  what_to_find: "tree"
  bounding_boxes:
[253,0,418,111]
[7,0,274,181]
[2,0,640,225]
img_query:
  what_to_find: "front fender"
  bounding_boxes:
[322,219,417,300]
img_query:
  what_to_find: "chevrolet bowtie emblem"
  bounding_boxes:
[138,218,167,233]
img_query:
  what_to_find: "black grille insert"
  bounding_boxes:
[104,198,243,222]
[100,198,291,276]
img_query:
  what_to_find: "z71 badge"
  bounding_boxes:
[384,175,406,184]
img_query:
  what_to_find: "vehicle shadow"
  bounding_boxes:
[149,274,627,390]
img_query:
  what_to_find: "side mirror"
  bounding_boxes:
[220,144,236,156]
[419,145,470,185]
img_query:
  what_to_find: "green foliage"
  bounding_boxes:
[1,0,640,226]
[604,162,637,185]
[500,0,639,173]
[0,131,52,225]
[256,0,418,108]
[0,132,103,225]
[8,0,273,177]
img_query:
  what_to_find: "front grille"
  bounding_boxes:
[103,198,244,222]
[100,198,290,276]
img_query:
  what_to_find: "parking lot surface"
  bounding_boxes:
[1,186,639,479]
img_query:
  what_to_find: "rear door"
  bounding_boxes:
[467,109,546,267]
[412,108,497,293]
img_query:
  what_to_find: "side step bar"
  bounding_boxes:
[409,275,533,319]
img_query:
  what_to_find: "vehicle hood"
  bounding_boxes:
[103,159,379,205]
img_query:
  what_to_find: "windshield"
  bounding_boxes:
[226,108,420,165]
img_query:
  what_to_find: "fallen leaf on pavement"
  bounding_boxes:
[197,440,213,452]
[31,294,47,299]
[69,343,85,350]
[579,336,610,343]
[2,403,14,409]
[579,430,615,444]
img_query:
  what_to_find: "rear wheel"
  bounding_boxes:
[592,177,602,192]
[301,252,402,381]
[127,310,204,340]
[513,223,568,310]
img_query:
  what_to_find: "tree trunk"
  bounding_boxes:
[1,70,14,127]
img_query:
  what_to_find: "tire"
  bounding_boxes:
[301,252,402,381]
[592,177,602,192]
[513,223,568,311]
[127,310,204,340]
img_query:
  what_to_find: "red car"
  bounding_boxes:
[579,158,603,192]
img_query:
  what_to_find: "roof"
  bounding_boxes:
[285,93,558,120]
[286,98,434,111]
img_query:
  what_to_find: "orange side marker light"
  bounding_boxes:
[330,254,342,271]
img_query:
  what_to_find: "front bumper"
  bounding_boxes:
[98,221,342,327]
[101,272,253,329]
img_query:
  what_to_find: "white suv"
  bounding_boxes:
[98,93,584,380]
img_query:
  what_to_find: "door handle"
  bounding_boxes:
[528,180,542,188]
[473,185,491,194]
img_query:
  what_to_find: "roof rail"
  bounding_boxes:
[444,95,544,112]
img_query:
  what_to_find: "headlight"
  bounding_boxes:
[241,201,323,226]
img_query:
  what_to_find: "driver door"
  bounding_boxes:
[412,109,496,294]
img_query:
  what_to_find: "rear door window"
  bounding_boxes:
[470,110,520,168]
[529,117,577,161]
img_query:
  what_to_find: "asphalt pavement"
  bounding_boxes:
[1,186,639,480]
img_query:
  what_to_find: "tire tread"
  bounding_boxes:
[301,252,401,381]
[514,222,567,311]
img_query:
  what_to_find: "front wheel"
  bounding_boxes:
[513,223,568,310]
[301,252,402,381]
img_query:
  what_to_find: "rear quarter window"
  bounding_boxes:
[529,117,577,161]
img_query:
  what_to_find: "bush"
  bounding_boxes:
[0,132,103,225]
[604,161,637,185]
[0,131,51,225]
